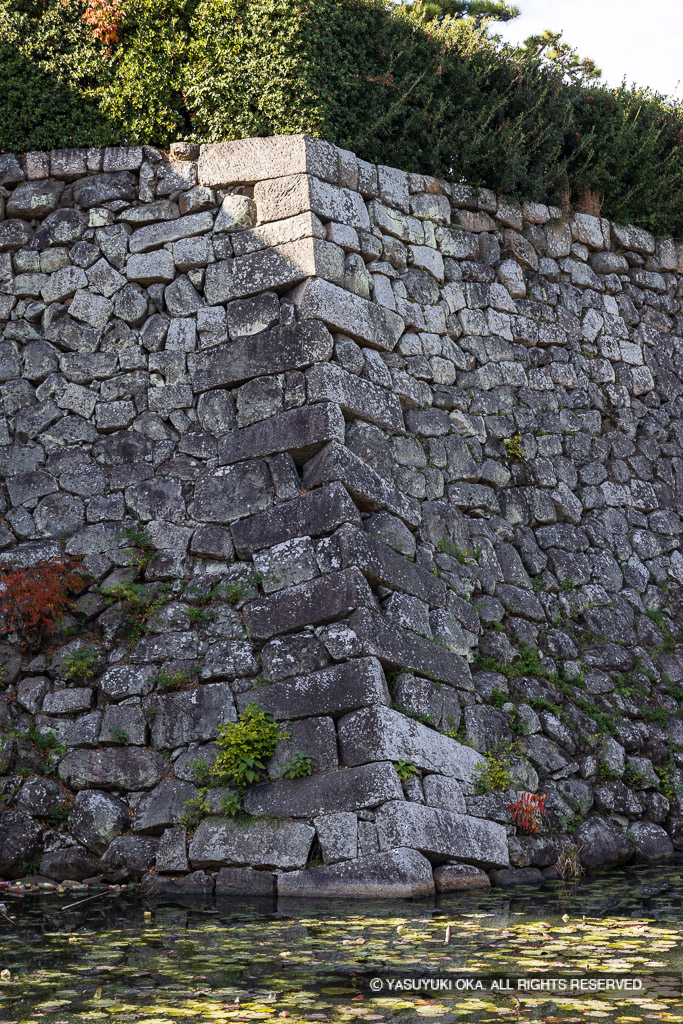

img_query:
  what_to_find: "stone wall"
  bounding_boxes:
[0,135,682,898]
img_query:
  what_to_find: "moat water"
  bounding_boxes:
[1,863,683,1023]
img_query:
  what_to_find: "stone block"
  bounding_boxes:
[189,817,315,870]
[254,173,370,230]
[232,481,361,557]
[189,461,273,523]
[126,251,175,284]
[306,362,404,433]
[198,135,339,186]
[144,683,236,748]
[433,863,491,891]
[267,716,338,777]
[100,835,158,882]
[155,827,189,873]
[231,212,326,255]
[42,688,93,714]
[277,847,434,898]
[192,320,332,392]
[376,801,509,868]
[325,523,446,608]
[133,779,200,834]
[343,608,473,689]
[422,774,467,813]
[303,442,420,527]
[204,239,343,305]
[58,748,167,791]
[129,212,214,253]
[215,866,276,896]
[243,566,376,640]
[244,761,403,818]
[236,656,389,721]
[69,789,129,855]
[219,402,345,466]
[98,665,158,701]
[314,812,358,863]
[293,277,404,351]
[339,705,481,781]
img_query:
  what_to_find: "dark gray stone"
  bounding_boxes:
[215,866,275,896]
[236,657,389,721]
[219,403,345,466]
[69,790,130,855]
[243,567,376,640]
[243,762,403,818]
[100,835,158,882]
[576,817,635,871]
[0,811,41,879]
[58,748,167,792]
[188,817,315,870]
[277,847,435,898]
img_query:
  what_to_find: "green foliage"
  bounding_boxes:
[2,1,683,235]
[520,29,600,85]
[187,757,211,783]
[108,726,130,746]
[473,752,512,794]
[46,800,71,826]
[436,538,481,564]
[394,759,420,782]
[473,642,548,680]
[150,666,199,691]
[62,644,99,682]
[503,434,525,462]
[281,752,315,779]
[212,703,285,787]
[181,790,211,827]
[219,789,242,817]
[104,579,171,643]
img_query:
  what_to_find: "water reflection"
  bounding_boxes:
[0,862,682,1023]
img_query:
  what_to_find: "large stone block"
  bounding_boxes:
[143,684,236,748]
[133,779,199,835]
[243,761,403,818]
[189,817,315,870]
[303,442,420,526]
[58,748,167,791]
[204,239,343,305]
[325,523,446,608]
[375,802,509,869]
[191,321,333,392]
[338,705,481,781]
[277,847,435,898]
[129,212,214,253]
[219,403,345,466]
[198,135,339,187]
[306,362,404,433]
[231,481,361,557]
[254,173,370,230]
[242,566,376,640]
[343,608,473,689]
[293,277,404,351]
[267,716,338,778]
[236,656,390,720]
[189,461,273,523]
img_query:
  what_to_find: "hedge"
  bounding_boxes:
[2,0,683,236]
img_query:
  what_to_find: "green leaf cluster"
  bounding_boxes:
[212,703,285,787]
[2,0,683,235]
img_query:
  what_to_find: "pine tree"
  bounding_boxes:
[405,1,520,26]
[521,29,601,85]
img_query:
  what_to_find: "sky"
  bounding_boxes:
[495,0,682,97]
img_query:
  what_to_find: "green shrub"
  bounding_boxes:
[62,644,99,682]
[281,752,315,779]
[2,0,683,235]
[212,703,285,787]
[394,759,420,782]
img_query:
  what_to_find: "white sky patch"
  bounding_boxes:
[495,0,682,98]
